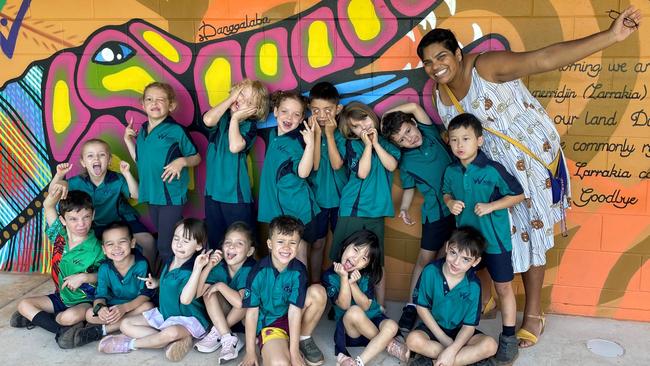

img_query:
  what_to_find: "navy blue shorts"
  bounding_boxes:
[302,218,320,244]
[413,323,481,343]
[47,293,69,314]
[204,198,256,250]
[476,250,514,283]
[94,219,149,240]
[334,313,388,356]
[421,215,456,252]
[314,207,339,240]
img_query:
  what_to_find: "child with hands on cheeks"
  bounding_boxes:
[322,230,409,366]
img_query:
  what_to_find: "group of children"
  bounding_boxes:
[10,78,527,366]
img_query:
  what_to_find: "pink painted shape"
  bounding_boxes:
[244,27,297,91]
[182,131,208,219]
[389,0,440,17]
[373,88,421,117]
[129,22,192,74]
[193,40,243,114]
[422,79,442,125]
[337,0,398,57]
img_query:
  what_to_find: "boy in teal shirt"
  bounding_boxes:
[11,188,104,349]
[242,216,327,366]
[406,227,497,366]
[442,113,524,364]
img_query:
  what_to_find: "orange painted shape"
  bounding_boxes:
[556,250,642,290]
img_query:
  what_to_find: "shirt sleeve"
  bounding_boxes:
[321,269,340,303]
[379,137,401,160]
[289,266,308,308]
[118,174,131,199]
[242,267,261,308]
[491,162,524,196]
[240,120,258,152]
[463,277,482,326]
[442,166,453,195]
[400,167,415,190]
[178,126,198,157]
[67,176,82,191]
[45,217,65,244]
[94,264,110,301]
[414,265,434,308]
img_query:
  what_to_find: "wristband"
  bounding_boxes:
[93,303,107,317]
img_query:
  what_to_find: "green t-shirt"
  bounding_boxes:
[135,116,198,205]
[204,111,257,203]
[95,251,155,305]
[442,150,523,254]
[321,266,382,321]
[68,172,139,226]
[257,128,320,224]
[308,130,349,209]
[414,259,481,331]
[242,256,307,334]
[45,218,105,306]
[338,137,401,218]
[398,123,452,223]
[158,257,210,329]
[206,256,256,291]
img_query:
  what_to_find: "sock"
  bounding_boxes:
[299,335,311,341]
[502,325,515,337]
[212,326,222,338]
[31,311,61,334]
[355,356,365,366]
[101,324,107,336]
[128,338,137,350]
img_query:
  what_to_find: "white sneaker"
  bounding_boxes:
[194,327,222,353]
[218,333,243,364]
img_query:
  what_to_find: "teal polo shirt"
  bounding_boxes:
[321,266,382,321]
[399,123,452,223]
[206,256,256,290]
[309,130,349,209]
[68,171,139,226]
[242,256,307,334]
[337,137,401,218]
[442,150,523,254]
[414,259,481,331]
[158,256,210,329]
[95,251,155,305]
[135,116,198,206]
[204,111,257,203]
[45,217,105,306]
[257,128,320,224]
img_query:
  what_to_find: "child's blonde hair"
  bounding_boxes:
[142,82,176,105]
[338,102,379,139]
[233,79,269,121]
[79,138,111,177]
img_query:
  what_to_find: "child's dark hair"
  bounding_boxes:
[447,226,486,259]
[336,230,383,285]
[309,82,340,104]
[58,190,94,215]
[448,113,483,137]
[270,90,307,113]
[223,221,256,248]
[142,81,176,105]
[417,28,461,60]
[380,111,417,138]
[175,218,208,249]
[269,215,304,239]
[102,221,134,242]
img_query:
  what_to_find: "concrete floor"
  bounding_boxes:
[1,273,648,365]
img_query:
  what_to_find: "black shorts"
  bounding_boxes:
[476,250,514,283]
[413,323,481,343]
[302,218,320,243]
[313,207,339,240]
[421,215,455,252]
[334,313,388,356]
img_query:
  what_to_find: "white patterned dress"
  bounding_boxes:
[436,68,570,273]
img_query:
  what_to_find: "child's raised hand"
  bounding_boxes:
[105,304,127,324]
[324,112,337,136]
[208,249,223,267]
[55,162,73,177]
[360,129,372,146]
[161,157,186,182]
[608,5,641,42]
[308,115,322,136]
[349,270,361,284]
[399,209,416,226]
[447,199,465,216]
[333,262,348,278]
[61,273,86,291]
[47,182,69,201]
[232,106,257,122]
[300,120,315,146]
[119,161,131,174]
[367,127,379,146]
[97,306,111,322]
[124,118,138,141]
[474,202,494,217]
[194,249,213,270]
[138,273,158,289]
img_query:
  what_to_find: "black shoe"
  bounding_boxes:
[10,311,33,329]
[409,353,433,366]
[327,306,335,321]
[398,305,417,332]
[55,322,84,349]
[469,357,497,366]
[73,325,103,347]
[494,333,519,365]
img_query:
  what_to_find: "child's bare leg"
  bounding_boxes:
[55,303,90,326]
[409,249,437,297]
[405,329,444,358]
[134,325,191,349]
[343,306,399,363]
[450,334,497,365]
[375,268,386,307]
[17,296,54,320]
[261,338,291,366]
[310,237,326,283]
[478,269,495,309]
[297,240,309,267]
[301,284,326,336]
[227,308,246,327]
[134,232,157,266]
[205,290,232,335]
[86,302,154,333]
[495,281,516,328]
[120,314,158,339]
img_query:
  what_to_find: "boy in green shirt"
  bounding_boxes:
[11,187,105,349]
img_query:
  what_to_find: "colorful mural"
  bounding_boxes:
[0,0,648,321]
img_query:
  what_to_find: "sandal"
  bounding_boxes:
[481,295,497,319]
[516,313,545,348]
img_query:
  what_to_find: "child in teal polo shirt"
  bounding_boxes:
[380,102,455,332]
[242,216,327,366]
[202,79,269,249]
[307,82,348,283]
[123,82,201,264]
[50,138,156,265]
[442,113,524,364]
[406,227,497,366]
[258,91,321,265]
[11,188,104,349]
[330,102,401,307]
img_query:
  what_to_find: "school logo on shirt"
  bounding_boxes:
[243,288,251,300]
[472,176,494,187]
[327,285,337,298]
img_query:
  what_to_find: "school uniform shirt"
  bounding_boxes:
[399,123,452,223]
[204,111,257,203]
[95,251,155,306]
[257,128,320,224]
[68,172,139,226]
[309,130,349,209]
[45,217,105,306]
[442,150,524,254]
[206,256,256,290]
[158,256,210,329]
[242,256,308,334]
[413,259,481,331]
[321,266,382,321]
[337,137,401,218]
[135,116,198,206]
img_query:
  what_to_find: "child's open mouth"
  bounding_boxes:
[226,252,237,260]
[92,163,102,176]
[281,121,293,130]
[343,259,354,271]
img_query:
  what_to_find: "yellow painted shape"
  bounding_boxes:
[259,43,278,77]
[102,66,155,93]
[143,30,180,63]
[205,58,232,107]
[347,0,380,41]
[307,21,332,68]
[52,80,71,134]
